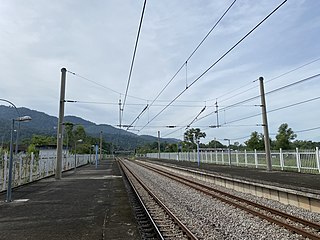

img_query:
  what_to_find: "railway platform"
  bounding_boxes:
[0,159,141,240]
[145,158,320,213]
[148,158,320,193]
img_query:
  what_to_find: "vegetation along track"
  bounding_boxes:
[134,160,320,240]
[119,159,198,240]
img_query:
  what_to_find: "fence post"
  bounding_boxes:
[45,160,49,176]
[221,150,224,164]
[19,156,22,185]
[2,153,8,191]
[30,152,34,182]
[254,149,258,168]
[215,150,218,164]
[316,147,320,173]
[244,149,247,166]
[296,148,301,172]
[236,150,239,166]
[279,148,284,171]
[210,151,213,163]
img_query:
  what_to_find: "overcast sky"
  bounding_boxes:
[0,0,319,144]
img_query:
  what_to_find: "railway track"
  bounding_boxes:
[119,159,198,240]
[134,160,320,240]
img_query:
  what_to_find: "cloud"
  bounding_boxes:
[0,0,319,144]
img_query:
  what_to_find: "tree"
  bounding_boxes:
[184,128,206,150]
[245,131,265,150]
[275,123,297,150]
[73,125,86,142]
[184,128,206,143]
[207,139,224,149]
[31,135,56,146]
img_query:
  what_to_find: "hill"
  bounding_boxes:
[0,105,178,150]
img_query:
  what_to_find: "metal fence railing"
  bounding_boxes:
[1,153,95,192]
[146,147,320,174]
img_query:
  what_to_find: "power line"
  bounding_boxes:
[265,57,320,84]
[66,99,209,108]
[295,126,320,134]
[122,0,147,116]
[126,104,149,130]
[186,105,206,129]
[145,0,237,118]
[208,56,320,105]
[66,70,147,101]
[218,72,320,114]
[225,95,320,125]
[266,73,320,95]
[138,0,287,133]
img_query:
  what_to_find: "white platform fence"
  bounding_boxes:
[0,153,95,192]
[146,147,320,174]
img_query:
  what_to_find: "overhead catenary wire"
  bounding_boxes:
[224,95,320,125]
[210,57,320,104]
[138,0,237,122]
[64,99,209,108]
[214,72,320,116]
[138,0,287,133]
[186,105,207,129]
[126,104,149,130]
[66,70,147,101]
[162,94,320,139]
[122,0,147,118]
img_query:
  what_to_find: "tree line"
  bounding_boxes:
[18,123,113,155]
[136,123,320,154]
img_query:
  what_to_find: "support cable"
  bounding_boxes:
[126,104,149,130]
[209,57,320,104]
[145,0,237,113]
[122,0,147,115]
[66,70,147,101]
[186,105,206,129]
[138,0,287,133]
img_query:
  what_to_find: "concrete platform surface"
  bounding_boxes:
[147,158,320,195]
[0,159,141,240]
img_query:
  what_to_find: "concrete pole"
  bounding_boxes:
[6,119,15,202]
[197,140,200,167]
[259,77,272,171]
[119,99,122,128]
[55,68,67,179]
[15,122,20,154]
[99,131,103,162]
[157,131,160,159]
[95,144,98,168]
[215,99,219,128]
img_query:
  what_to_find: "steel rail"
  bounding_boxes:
[119,159,199,240]
[117,159,164,240]
[137,161,320,240]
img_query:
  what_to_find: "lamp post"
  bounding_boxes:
[0,99,21,155]
[6,116,32,202]
[224,138,231,165]
[74,139,83,172]
[193,133,200,167]
[89,145,95,164]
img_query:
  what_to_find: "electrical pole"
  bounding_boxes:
[99,131,103,162]
[259,77,272,171]
[215,99,219,128]
[55,68,67,180]
[157,131,160,159]
[119,99,122,128]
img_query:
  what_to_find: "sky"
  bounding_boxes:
[0,0,319,145]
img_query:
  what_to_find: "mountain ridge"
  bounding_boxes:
[0,105,178,150]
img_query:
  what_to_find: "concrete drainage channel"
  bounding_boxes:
[140,161,320,213]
